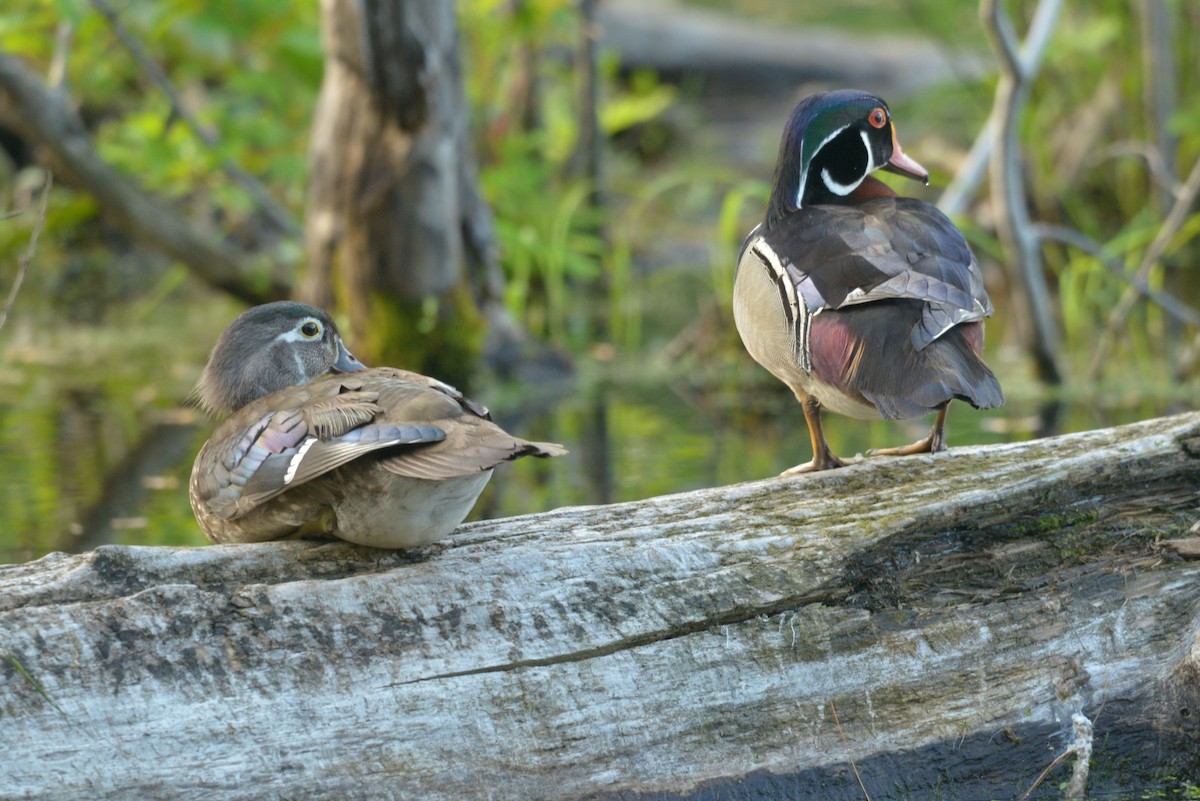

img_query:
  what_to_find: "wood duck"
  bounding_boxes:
[733,90,1003,473]
[189,301,567,548]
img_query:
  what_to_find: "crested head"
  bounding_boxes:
[195,301,367,415]
[764,89,929,228]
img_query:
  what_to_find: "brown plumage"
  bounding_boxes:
[189,303,566,548]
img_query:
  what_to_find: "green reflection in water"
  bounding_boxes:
[1,295,1192,566]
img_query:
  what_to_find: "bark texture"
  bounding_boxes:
[3,413,1200,800]
[302,0,502,379]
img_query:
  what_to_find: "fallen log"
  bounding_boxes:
[3,412,1199,800]
[597,0,986,98]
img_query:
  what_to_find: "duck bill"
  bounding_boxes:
[881,128,929,185]
[332,340,367,373]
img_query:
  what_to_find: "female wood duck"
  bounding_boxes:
[189,302,567,548]
[733,90,1003,473]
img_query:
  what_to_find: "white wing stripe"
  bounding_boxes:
[284,437,318,485]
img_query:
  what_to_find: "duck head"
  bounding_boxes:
[196,301,367,414]
[765,90,930,227]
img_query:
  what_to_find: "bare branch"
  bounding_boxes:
[981,0,1060,80]
[1032,223,1200,329]
[980,0,1022,77]
[981,0,1065,386]
[88,0,302,239]
[1138,0,1178,212]
[1095,141,1182,198]
[48,22,73,88]
[937,115,994,218]
[1015,0,1062,77]
[960,0,1191,386]
[0,172,52,334]
[1086,155,1200,378]
[941,0,1061,224]
[0,51,290,305]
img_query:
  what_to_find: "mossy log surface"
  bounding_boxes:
[4,413,1200,800]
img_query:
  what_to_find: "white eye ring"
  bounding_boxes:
[299,318,322,339]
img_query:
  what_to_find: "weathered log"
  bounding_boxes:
[597,0,986,98]
[3,413,1200,800]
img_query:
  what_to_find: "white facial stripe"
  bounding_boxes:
[819,129,875,197]
[283,436,318,485]
[801,127,878,203]
[820,168,858,196]
[862,129,876,173]
[792,123,849,208]
[274,317,323,344]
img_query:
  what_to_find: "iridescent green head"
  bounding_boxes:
[764,90,929,228]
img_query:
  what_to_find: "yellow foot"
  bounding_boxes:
[866,434,945,458]
[780,452,852,475]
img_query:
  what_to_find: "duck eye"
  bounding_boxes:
[868,108,887,129]
[300,321,321,338]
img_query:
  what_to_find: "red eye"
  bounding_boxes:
[868,108,887,128]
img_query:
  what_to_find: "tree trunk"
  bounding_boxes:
[4,413,1200,800]
[302,0,506,385]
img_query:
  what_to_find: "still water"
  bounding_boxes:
[0,291,1190,565]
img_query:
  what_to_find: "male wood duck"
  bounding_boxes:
[189,301,567,548]
[733,90,1003,473]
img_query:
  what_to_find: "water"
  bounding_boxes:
[1,292,1188,565]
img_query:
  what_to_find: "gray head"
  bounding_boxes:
[196,301,367,414]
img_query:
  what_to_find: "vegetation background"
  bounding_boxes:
[1,0,1197,564]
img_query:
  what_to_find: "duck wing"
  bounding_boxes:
[354,371,567,481]
[747,197,992,350]
[194,378,445,520]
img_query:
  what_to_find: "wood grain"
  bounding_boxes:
[4,412,1199,799]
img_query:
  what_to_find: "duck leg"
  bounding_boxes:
[782,394,849,475]
[867,404,949,458]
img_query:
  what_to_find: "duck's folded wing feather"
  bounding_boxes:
[380,422,567,480]
[757,198,993,350]
[354,368,493,419]
[199,395,445,520]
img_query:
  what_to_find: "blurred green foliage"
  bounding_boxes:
[2,1,1197,364]
[462,0,681,350]
[0,0,320,204]
[0,0,1198,563]
[893,1,1200,385]
[0,0,685,349]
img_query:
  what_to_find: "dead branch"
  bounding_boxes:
[1087,155,1200,379]
[1138,0,1178,213]
[981,0,1065,386]
[0,171,51,334]
[87,0,302,240]
[938,0,1061,218]
[0,51,290,305]
[1032,223,1200,329]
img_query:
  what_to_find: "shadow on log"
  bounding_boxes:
[3,413,1200,800]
